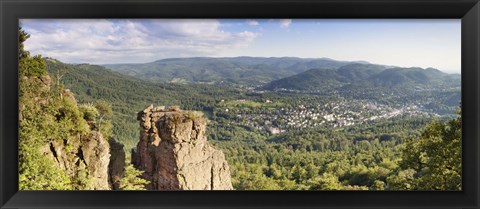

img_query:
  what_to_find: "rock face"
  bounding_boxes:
[108,139,126,190]
[80,132,111,189]
[40,131,111,190]
[132,105,233,190]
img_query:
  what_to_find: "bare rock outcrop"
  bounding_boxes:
[80,131,111,189]
[108,139,126,190]
[132,105,233,190]
[40,131,111,190]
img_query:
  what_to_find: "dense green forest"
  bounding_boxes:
[104,57,352,84]
[20,28,461,190]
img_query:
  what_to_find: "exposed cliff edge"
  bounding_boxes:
[40,130,111,190]
[132,105,233,190]
[20,72,119,190]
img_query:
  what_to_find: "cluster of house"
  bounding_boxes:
[226,99,433,134]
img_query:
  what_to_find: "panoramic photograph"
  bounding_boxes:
[18,19,461,191]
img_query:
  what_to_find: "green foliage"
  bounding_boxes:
[386,169,416,190]
[19,28,30,59]
[19,143,73,190]
[309,173,343,190]
[186,110,205,121]
[94,100,113,118]
[78,101,113,138]
[71,169,95,190]
[79,103,100,122]
[396,111,462,190]
[56,97,90,137]
[98,119,114,140]
[19,54,48,77]
[120,164,149,190]
[370,180,385,190]
[94,100,114,139]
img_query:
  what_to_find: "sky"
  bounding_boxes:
[21,19,461,74]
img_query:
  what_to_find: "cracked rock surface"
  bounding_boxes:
[132,105,233,190]
[40,131,111,190]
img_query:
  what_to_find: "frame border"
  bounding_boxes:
[1,0,479,208]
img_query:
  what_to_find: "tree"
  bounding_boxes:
[19,27,30,59]
[291,164,307,183]
[386,169,416,190]
[120,164,149,190]
[78,101,113,138]
[309,172,343,190]
[398,109,461,190]
[370,180,385,190]
[79,103,100,122]
[94,100,113,138]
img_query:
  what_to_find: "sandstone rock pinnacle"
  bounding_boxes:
[132,105,233,190]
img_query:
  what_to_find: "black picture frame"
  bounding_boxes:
[1,0,479,208]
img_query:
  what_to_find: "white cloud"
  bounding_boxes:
[246,20,259,26]
[20,19,259,64]
[279,19,292,28]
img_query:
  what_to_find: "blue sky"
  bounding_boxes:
[21,19,460,73]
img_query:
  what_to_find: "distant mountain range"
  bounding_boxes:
[261,63,460,91]
[103,57,366,85]
[103,57,459,91]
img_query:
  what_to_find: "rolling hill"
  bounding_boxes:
[261,63,459,91]
[103,57,358,85]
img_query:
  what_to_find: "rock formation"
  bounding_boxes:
[40,131,111,190]
[108,139,126,190]
[132,105,233,190]
[80,131,111,189]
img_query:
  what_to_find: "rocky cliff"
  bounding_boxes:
[23,74,118,190]
[132,105,233,190]
[40,131,111,190]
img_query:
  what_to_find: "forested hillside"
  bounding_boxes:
[261,64,460,91]
[103,57,357,85]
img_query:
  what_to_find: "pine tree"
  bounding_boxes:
[119,164,149,190]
